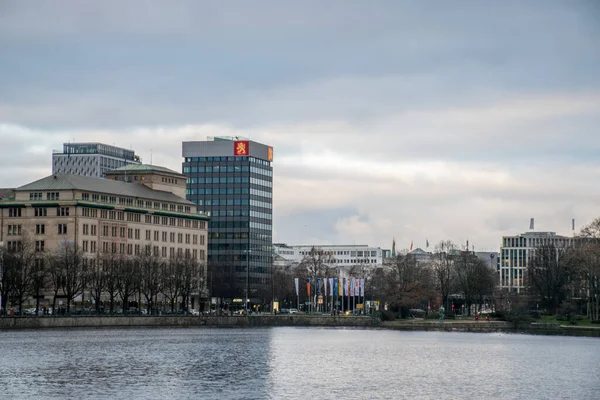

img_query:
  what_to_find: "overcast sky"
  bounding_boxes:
[1,1,599,251]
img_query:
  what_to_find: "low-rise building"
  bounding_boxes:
[0,166,209,310]
[273,243,388,276]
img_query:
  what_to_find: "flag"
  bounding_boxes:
[350,278,355,296]
[323,278,328,296]
[334,278,339,296]
[329,278,334,296]
[338,278,343,296]
[410,241,413,251]
[355,279,360,297]
[306,278,311,297]
[294,278,299,296]
[317,278,322,296]
[360,278,365,297]
[344,278,349,296]
[530,218,534,230]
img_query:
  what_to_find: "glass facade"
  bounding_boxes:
[62,143,137,161]
[183,154,273,299]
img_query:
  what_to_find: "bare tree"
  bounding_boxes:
[431,240,456,313]
[50,242,86,313]
[87,254,106,314]
[6,236,37,314]
[117,256,139,313]
[454,251,496,315]
[387,253,434,317]
[299,247,336,282]
[179,256,203,312]
[162,255,184,312]
[576,218,600,321]
[138,250,163,314]
[527,244,576,315]
[272,263,297,308]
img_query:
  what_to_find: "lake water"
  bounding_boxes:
[0,327,598,399]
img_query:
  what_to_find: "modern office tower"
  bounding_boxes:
[182,137,273,304]
[52,142,141,178]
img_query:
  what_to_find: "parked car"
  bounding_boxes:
[289,308,298,314]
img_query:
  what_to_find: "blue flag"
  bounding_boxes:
[317,278,322,296]
[333,279,338,296]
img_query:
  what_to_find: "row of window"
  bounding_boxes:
[189,176,250,184]
[187,187,250,196]
[209,210,250,217]
[196,198,250,207]
[98,241,206,260]
[184,156,272,167]
[250,199,272,210]
[250,188,271,199]
[7,223,67,236]
[297,250,379,257]
[185,165,250,174]
[249,221,272,231]
[502,236,574,248]
[249,166,271,177]
[207,231,272,243]
[250,210,272,220]
[6,207,69,218]
[97,209,206,230]
[4,240,45,252]
[206,209,271,219]
[7,206,202,231]
[249,177,272,188]
[81,192,192,213]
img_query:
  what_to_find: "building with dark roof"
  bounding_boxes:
[0,171,209,311]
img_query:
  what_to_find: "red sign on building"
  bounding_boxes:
[234,141,249,156]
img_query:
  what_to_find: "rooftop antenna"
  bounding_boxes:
[150,149,153,165]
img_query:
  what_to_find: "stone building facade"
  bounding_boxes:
[0,166,209,310]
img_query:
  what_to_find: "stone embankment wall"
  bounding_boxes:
[1,316,598,337]
[381,321,600,338]
[0,315,380,330]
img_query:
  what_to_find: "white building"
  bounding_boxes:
[273,243,388,273]
[52,142,141,178]
[500,232,576,293]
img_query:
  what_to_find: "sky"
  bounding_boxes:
[1,1,599,251]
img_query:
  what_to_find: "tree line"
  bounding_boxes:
[0,236,205,315]
[522,217,600,321]
[270,243,497,317]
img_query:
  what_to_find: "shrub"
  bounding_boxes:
[426,312,440,320]
[380,310,397,321]
[491,311,506,320]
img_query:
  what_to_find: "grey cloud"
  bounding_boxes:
[1,1,599,249]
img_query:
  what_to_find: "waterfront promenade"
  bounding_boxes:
[1,314,599,337]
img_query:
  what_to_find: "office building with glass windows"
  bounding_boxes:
[500,231,576,293]
[52,142,141,178]
[182,137,273,303]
